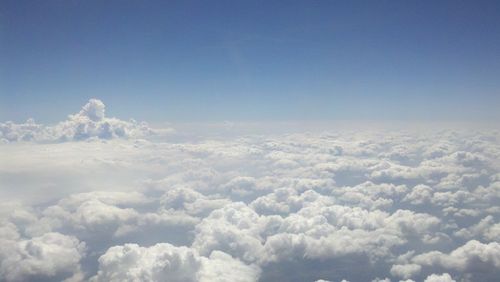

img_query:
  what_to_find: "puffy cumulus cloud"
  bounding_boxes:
[0,118,43,142]
[0,232,85,282]
[260,206,440,263]
[90,243,260,282]
[191,197,441,267]
[78,99,106,122]
[191,203,272,263]
[41,192,143,237]
[1,107,500,281]
[196,251,261,282]
[0,99,170,143]
[423,273,456,282]
[53,99,160,141]
[454,215,500,242]
[250,188,334,215]
[160,187,231,217]
[39,191,201,247]
[332,181,408,210]
[412,240,500,271]
[402,184,433,205]
[390,264,422,279]
[315,280,350,282]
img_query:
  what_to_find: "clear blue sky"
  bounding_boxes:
[1,0,499,122]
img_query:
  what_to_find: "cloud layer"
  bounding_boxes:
[0,100,499,281]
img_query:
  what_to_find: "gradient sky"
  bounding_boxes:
[1,0,499,122]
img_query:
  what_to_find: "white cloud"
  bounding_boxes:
[423,273,456,282]
[0,99,170,143]
[90,243,259,282]
[1,101,500,281]
[390,264,421,279]
[412,240,500,271]
[0,232,85,282]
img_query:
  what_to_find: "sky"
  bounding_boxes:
[1,2,500,281]
[1,0,500,122]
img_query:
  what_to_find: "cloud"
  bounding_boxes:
[0,99,170,143]
[412,240,500,271]
[423,273,456,282]
[78,99,106,122]
[390,264,422,279]
[0,118,43,142]
[1,101,500,281]
[90,243,259,282]
[0,232,85,282]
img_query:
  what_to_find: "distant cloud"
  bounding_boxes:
[0,99,171,143]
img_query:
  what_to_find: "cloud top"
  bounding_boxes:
[76,99,106,122]
[0,99,167,143]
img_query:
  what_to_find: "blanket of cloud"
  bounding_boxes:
[1,100,500,282]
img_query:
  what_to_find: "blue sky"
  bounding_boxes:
[1,0,499,122]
